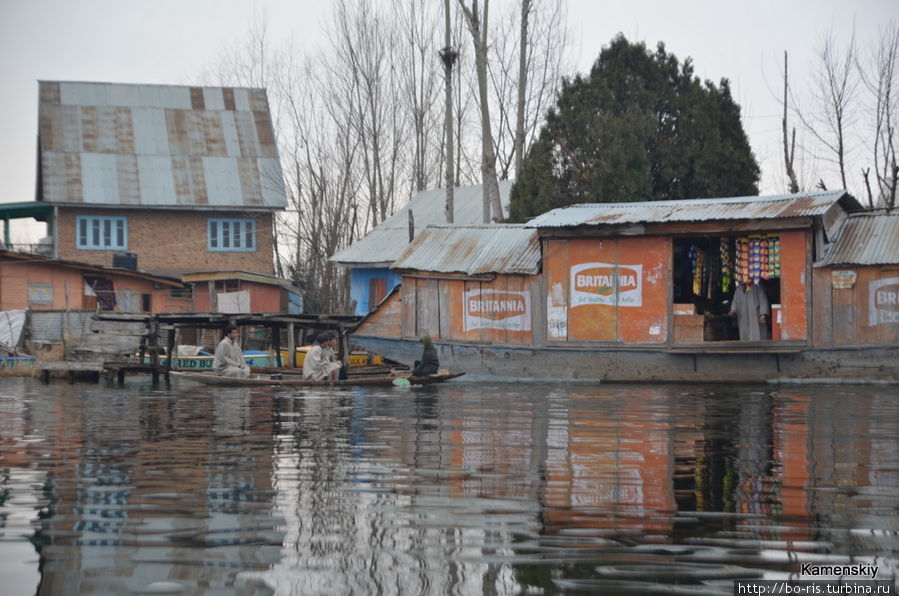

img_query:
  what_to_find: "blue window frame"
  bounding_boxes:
[208,218,256,252]
[76,216,127,250]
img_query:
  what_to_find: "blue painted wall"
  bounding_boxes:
[350,268,403,315]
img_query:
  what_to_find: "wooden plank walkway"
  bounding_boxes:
[103,361,168,387]
[39,361,169,387]
[38,361,104,384]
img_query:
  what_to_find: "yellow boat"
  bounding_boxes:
[278,346,386,368]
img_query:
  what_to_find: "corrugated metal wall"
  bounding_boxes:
[28,310,94,344]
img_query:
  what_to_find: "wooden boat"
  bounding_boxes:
[250,364,402,377]
[145,350,273,370]
[171,370,465,387]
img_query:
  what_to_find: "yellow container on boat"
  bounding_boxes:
[278,347,385,368]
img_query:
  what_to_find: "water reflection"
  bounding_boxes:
[0,378,896,595]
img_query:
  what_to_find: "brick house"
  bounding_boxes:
[36,81,286,276]
[0,250,189,313]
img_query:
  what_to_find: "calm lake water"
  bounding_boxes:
[0,376,897,595]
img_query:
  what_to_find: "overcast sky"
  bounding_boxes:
[1,0,896,242]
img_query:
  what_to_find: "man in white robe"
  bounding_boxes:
[303,332,343,381]
[213,325,251,378]
[729,281,770,341]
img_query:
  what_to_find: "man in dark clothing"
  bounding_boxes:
[411,335,439,376]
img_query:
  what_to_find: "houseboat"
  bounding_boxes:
[350,191,898,383]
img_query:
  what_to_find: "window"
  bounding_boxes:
[76,216,127,250]
[28,283,53,306]
[369,277,387,307]
[215,279,240,292]
[208,218,256,252]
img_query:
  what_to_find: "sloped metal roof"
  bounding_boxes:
[181,270,299,291]
[392,225,540,275]
[815,211,899,266]
[524,190,860,228]
[330,181,513,266]
[0,249,184,286]
[37,81,286,210]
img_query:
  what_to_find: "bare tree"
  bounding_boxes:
[514,0,532,180]
[486,0,569,181]
[440,0,458,222]
[274,52,362,312]
[396,1,443,196]
[796,28,860,191]
[458,0,504,222]
[200,10,289,277]
[782,51,800,194]
[199,1,574,311]
[329,0,406,229]
[860,24,899,209]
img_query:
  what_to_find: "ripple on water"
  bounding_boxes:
[0,378,897,594]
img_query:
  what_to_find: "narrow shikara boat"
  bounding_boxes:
[171,370,465,387]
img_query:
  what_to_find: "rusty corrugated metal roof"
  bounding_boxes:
[392,224,540,275]
[815,211,899,266]
[37,81,286,210]
[330,182,513,266]
[0,249,184,286]
[524,190,860,228]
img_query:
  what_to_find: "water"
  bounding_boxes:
[1,377,897,595]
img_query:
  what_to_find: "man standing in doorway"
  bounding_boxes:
[729,281,769,341]
[214,325,251,378]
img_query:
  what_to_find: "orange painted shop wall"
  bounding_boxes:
[545,236,670,344]
[567,238,617,341]
[445,276,536,345]
[778,230,808,341]
[617,237,670,344]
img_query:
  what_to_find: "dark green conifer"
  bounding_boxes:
[510,35,760,221]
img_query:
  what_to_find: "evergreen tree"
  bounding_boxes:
[509,35,760,221]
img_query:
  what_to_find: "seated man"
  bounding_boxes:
[303,331,344,381]
[213,325,251,378]
[411,335,439,376]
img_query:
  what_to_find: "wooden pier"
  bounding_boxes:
[38,311,363,386]
[39,315,170,387]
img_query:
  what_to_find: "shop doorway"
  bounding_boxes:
[672,235,782,342]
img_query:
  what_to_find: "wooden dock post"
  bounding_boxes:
[273,325,282,367]
[287,323,295,368]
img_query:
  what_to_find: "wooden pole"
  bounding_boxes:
[165,326,176,385]
[208,281,218,313]
[287,323,295,368]
[339,327,349,362]
[272,325,282,368]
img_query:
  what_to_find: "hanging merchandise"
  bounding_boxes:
[760,234,770,280]
[767,233,780,278]
[736,236,750,284]
[720,237,733,294]
[689,245,705,296]
[749,234,763,284]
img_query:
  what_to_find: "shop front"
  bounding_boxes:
[353,191,897,382]
[541,228,809,348]
[669,229,808,344]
